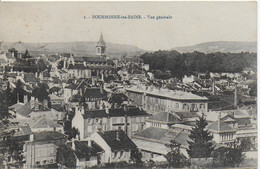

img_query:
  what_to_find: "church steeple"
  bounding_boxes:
[96,33,106,58]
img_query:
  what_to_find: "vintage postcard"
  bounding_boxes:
[0,1,257,168]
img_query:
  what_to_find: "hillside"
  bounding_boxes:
[173,41,257,53]
[1,41,145,58]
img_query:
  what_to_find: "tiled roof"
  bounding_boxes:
[83,107,149,119]
[24,73,40,83]
[70,94,82,102]
[73,56,106,63]
[98,130,136,151]
[133,127,178,143]
[31,116,62,129]
[0,59,7,64]
[175,111,200,119]
[9,103,24,111]
[72,140,104,159]
[207,119,236,133]
[84,88,107,99]
[68,64,89,69]
[52,77,62,84]
[109,93,128,104]
[126,86,208,101]
[147,112,181,124]
[33,131,66,142]
[83,109,108,119]
[13,125,32,137]
[16,101,34,117]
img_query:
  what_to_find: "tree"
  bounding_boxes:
[212,142,244,167]
[56,145,76,168]
[240,138,254,151]
[130,148,142,165]
[8,48,18,58]
[165,140,188,168]
[32,83,49,102]
[187,114,214,158]
[65,127,79,140]
[36,59,48,72]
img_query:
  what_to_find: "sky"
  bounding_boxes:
[0,2,257,51]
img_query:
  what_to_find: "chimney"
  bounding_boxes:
[24,95,28,104]
[124,114,128,135]
[123,105,128,112]
[100,83,104,94]
[63,59,66,69]
[116,131,120,141]
[218,112,221,131]
[105,106,109,114]
[43,99,48,109]
[212,79,215,95]
[80,88,83,96]
[30,96,35,108]
[76,106,84,115]
[17,92,19,103]
[234,85,238,108]
[71,138,75,150]
[30,134,34,142]
[87,137,91,147]
[35,98,39,110]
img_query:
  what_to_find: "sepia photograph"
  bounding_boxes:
[0,1,257,168]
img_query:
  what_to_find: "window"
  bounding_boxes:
[36,161,40,165]
[120,151,124,158]
[95,119,99,123]
[176,103,179,109]
[50,159,53,163]
[114,151,118,159]
[136,117,140,123]
[200,104,205,109]
[88,119,92,124]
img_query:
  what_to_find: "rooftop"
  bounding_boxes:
[83,107,149,119]
[147,112,181,124]
[32,131,66,142]
[126,85,208,101]
[98,130,136,151]
[207,119,236,133]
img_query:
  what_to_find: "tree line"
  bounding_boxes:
[140,50,257,79]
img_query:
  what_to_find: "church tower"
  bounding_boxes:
[96,33,106,58]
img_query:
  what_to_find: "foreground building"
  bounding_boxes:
[72,106,149,139]
[89,130,137,164]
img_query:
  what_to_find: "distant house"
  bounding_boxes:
[23,131,67,168]
[90,130,137,164]
[182,75,197,84]
[84,87,107,110]
[49,94,64,107]
[10,115,64,133]
[66,139,104,168]
[207,117,237,144]
[72,106,149,139]
[132,127,191,162]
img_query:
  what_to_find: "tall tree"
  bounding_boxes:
[212,142,244,167]
[8,48,18,58]
[165,140,188,168]
[187,114,214,158]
